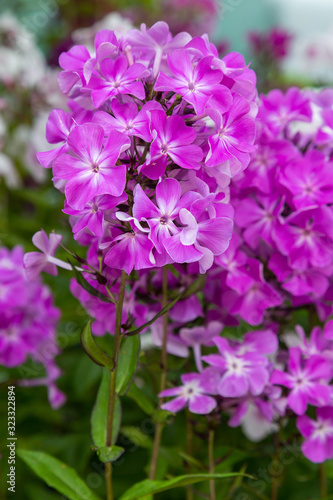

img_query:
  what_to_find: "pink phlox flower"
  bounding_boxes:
[103,216,155,275]
[179,320,223,371]
[126,21,192,77]
[133,178,199,260]
[202,335,271,398]
[83,29,120,84]
[234,194,284,249]
[270,347,332,415]
[206,94,256,175]
[85,55,149,108]
[297,407,333,463]
[24,230,63,281]
[140,110,204,179]
[155,49,232,115]
[163,194,234,273]
[53,123,130,210]
[63,193,127,239]
[259,87,312,137]
[224,259,282,325]
[269,252,330,298]
[159,368,219,414]
[93,100,162,142]
[273,205,333,272]
[279,151,333,209]
[151,319,189,358]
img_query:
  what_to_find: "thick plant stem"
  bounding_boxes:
[105,270,127,500]
[319,463,327,499]
[149,266,168,481]
[208,429,216,500]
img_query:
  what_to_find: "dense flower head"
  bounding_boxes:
[156,86,333,465]
[210,87,333,327]
[36,21,257,278]
[0,245,64,409]
[33,22,333,467]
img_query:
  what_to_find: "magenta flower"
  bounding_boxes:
[215,234,250,294]
[126,21,191,77]
[24,230,63,281]
[164,197,233,273]
[273,206,333,272]
[58,44,90,96]
[93,101,162,142]
[324,320,333,340]
[234,194,284,249]
[53,123,130,210]
[159,368,219,414]
[225,260,282,325]
[82,29,119,84]
[155,50,231,115]
[202,335,272,398]
[103,220,155,275]
[206,94,256,175]
[63,193,127,239]
[259,87,312,136]
[269,253,330,298]
[0,245,63,408]
[179,321,223,371]
[36,109,72,168]
[151,319,189,358]
[287,325,332,360]
[279,152,333,209]
[133,178,198,259]
[270,347,331,415]
[86,56,148,108]
[140,110,203,179]
[297,407,333,463]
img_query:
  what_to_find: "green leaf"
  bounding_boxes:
[72,265,113,303]
[96,445,124,463]
[17,449,102,500]
[152,409,173,424]
[126,383,155,415]
[119,473,251,500]
[81,320,113,369]
[121,426,153,449]
[91,368,121,448]
[116,335,140,395]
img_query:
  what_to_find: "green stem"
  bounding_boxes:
[319,462,327,499]
[271,477,279,500]
[208,429,216,500]
[149,266,168,481]
[186,411,194,500]
[271,420,283,500]
[105,270,127,500]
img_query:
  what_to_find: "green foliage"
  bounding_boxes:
[91,369,121,448]
[116,335,141,395]
[119,473,250,500]
[81,320,113,369]
[17,450,102,500]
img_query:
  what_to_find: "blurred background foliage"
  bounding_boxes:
[1,0,333,499]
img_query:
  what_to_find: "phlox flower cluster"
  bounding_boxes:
[156,87,333,463]
[36,21,257,278]
[0,245,65,409]
[31,22,333,465]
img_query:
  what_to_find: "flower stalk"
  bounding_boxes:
[105,270,127,500]
[149,266,169,481]
[208,429,216,500]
